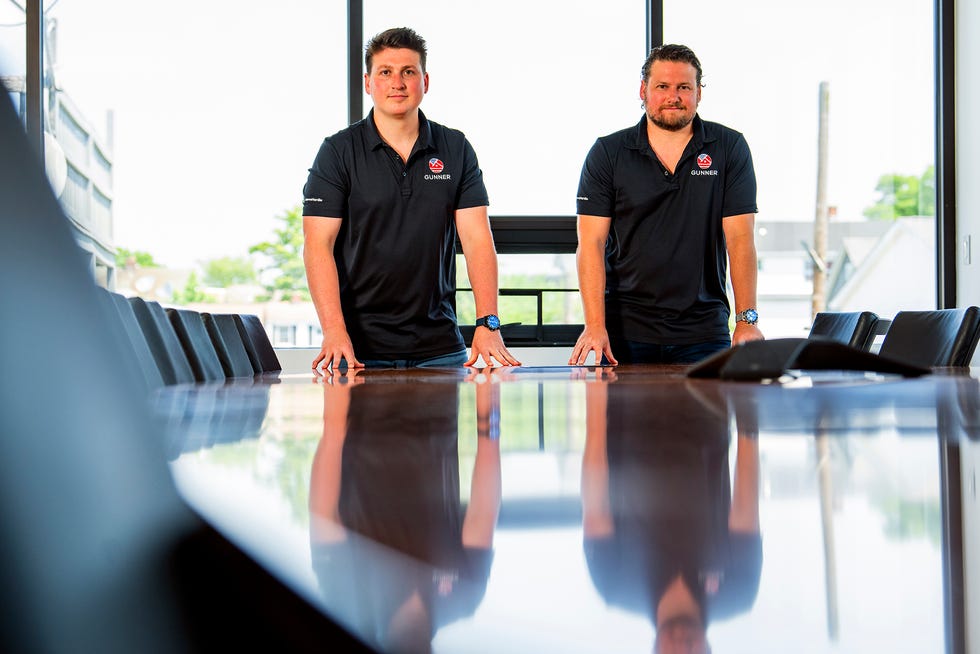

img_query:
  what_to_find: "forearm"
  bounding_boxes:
[304,247,347,334]
[577,240,607,329]
[581,382,612,536]
[729,434,760,533]
[462,434,502,547]
[464,240,500,318]
[729,238,759,314]
[724,215,759,313]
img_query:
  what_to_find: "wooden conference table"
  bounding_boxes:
[153,364,979,653]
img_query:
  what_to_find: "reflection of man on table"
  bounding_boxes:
[581,373,762,653]
[308,368,502,653]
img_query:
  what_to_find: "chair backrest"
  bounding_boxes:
[101,289,166,391]
[128,297,196,385]
[808,311,879,350]
[167,308,226,382]
[234,314,282,372]
[203,313,257,378]
[878,307,980,367]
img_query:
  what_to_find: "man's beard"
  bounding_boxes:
[647,105,695,132]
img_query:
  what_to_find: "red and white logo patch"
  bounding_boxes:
[428,158,445,173]
[697,154,712,169]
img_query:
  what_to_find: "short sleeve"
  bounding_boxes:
[302,138,350,218]
[721,134,758,218]
[707,531,762,620]
[455,137,490,210]
[576,139,616,217]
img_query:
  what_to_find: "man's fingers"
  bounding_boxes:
[495,348,521,366]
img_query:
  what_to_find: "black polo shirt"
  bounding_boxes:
[576,114,757,345]
[303,109,489,359]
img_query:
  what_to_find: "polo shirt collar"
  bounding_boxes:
[628,113,714,152]
[364,108,436,154]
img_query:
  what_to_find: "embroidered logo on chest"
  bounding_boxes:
[425,157,451,180]
[691,153,718,176]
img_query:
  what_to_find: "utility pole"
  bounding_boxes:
[812,81,830,318]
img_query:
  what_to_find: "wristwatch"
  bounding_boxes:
[475,314,501,331]
[735,308,759,325]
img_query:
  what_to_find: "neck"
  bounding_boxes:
[646,118,694,148]
[656,574,702,626]
[373,109,421,145]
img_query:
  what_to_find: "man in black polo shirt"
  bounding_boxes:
[569,44,763,366]
[302,27,519,370]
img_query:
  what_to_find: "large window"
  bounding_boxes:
[665,0,936,336]
[364,1,644,343]
[363,0,646,216]
[5,2,939,347]
[29,1,348,274]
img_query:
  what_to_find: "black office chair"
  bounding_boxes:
[878,307,980,367]
[108,292,165,391]
[808,311,879,350]
[234,314,282,373]
[203,313,258,378]
[167,308,227,382]
[128,297,197,385]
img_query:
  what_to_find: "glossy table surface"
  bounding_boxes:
[153,365,980,653]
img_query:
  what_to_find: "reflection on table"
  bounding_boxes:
[164,366,978,653]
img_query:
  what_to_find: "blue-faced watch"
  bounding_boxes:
[735,308,759,325]
[475,314,501,331]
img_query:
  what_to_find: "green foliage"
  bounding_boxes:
[863,165,936,220]
[115,246,159,268]
[202,256,258,287]
[249,206,310,302]
[877,496,942,546]
[171,271,215,304]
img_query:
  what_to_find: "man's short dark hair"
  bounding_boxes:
[365,27,428,74]
[641,44,703,87]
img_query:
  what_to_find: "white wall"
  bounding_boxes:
[955,0,980,634]
[956,0,980,307]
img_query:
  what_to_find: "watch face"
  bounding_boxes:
[486,315,500,330]
[744,309,758,323]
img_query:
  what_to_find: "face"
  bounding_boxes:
[364,47,429,119]
[640,60,701,132]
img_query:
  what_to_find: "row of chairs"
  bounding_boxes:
[808,307,980,367]
[97,289,281,391]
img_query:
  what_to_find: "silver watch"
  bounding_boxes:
[735,308,759,325]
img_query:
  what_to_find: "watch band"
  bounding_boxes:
[475,314,501,331]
